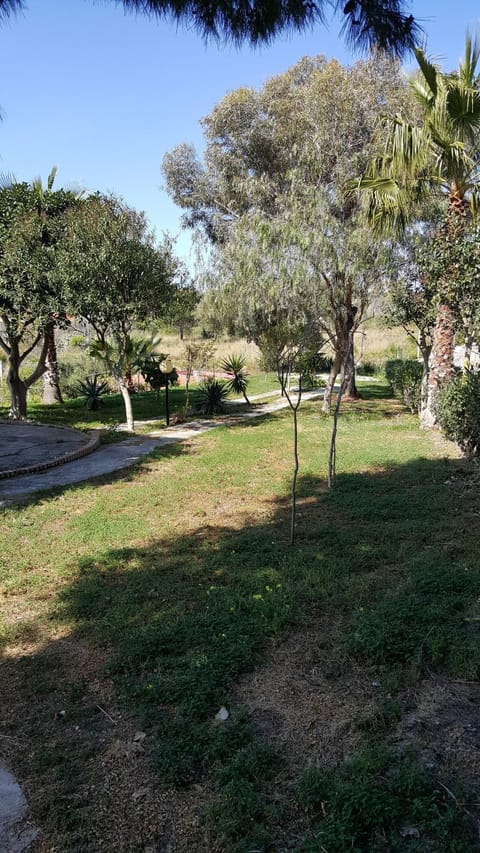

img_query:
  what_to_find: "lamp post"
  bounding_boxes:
[161,357,173,426]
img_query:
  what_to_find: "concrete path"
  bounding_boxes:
[0,767,38,853]
[0,388,325,506]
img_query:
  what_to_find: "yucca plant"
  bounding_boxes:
[196,377,230,415]
[76,375,110,410]
[220,353,251,405]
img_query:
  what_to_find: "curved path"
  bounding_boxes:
[0,389,326,507]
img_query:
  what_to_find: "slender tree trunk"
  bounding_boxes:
[42,323,63,404]
[464,331,473,369]
[118,378,135,432]
[322,353,342,414]
[421,303,456,429]
[290,405,299,547]
[419,344,432,421]
[341,343,359,399]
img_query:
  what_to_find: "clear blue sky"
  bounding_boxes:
[0,1,478,267]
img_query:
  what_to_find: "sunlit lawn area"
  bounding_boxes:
[1,385,479,851]
[0,372,281,438]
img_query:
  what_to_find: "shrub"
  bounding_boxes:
[384,359,423,413]
[196,377,230,415]
[356,360,378,376]
[437,370,480,457]
[76,375,110,410]
[220,354,250,404]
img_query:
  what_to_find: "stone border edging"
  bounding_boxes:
[0,425,101,480]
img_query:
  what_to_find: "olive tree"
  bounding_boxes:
[60,194,181,431]
[0,178,79,418]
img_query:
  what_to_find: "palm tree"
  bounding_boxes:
[359,33,480,426]
[0,0,421,54]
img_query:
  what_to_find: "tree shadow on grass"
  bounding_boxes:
[2,455,480,850]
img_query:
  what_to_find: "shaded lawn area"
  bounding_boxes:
[1,392,480,851]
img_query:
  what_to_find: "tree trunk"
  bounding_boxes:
[464,331,473,369]
[419,344,432,421]
[322,353,342,414]
[341,343,359,399]
[7,358,28,419]
[118,378,135,432]
[421,303,456,429]
[42,323,63,405]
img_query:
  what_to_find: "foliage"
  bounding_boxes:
[195,376,230,415]
[76,375,110,410]
[59,194,181,429]
[437,370,480,457]
[418,217,480,348]
[0,173,80,417]
[57,345,105,399]
[171,56,408,410]
[297,745,475,851]
[220,353,250,404]
[1,0,422,55]
[385,358,423,412]
[140,354,178,396]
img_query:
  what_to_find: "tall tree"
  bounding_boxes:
[60,194,181,431]
[359,34,480,426]
[165,54,408,403]
[0,0,421,55]
[0,178,79,417]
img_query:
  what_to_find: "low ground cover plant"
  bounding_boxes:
[1,384,479,850]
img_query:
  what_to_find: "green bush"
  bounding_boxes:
[437,370,480,457]
[196,377,230,415]
[384,359,423,413]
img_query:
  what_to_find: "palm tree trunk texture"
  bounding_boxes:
[421,303,456,428]
[42,324,63,404]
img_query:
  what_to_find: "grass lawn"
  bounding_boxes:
[0,372,281,441]
[1,385,480,851]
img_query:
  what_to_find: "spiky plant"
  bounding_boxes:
[76,375,110,410]
[220,353,251,405]
[196,377,230,415]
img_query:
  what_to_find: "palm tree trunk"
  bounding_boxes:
[420,303,456,428]
[42,323,63,404]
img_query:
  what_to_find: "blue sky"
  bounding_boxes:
[0,1,478,267]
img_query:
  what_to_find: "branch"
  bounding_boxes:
[24,334,50,387]
[19,332,43,364]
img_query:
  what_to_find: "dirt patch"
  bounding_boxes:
[0,634,213,852]
[395,679,480,783]
[234,621,377,772]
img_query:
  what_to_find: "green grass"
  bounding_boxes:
[0,372,281,437]
[1,385,479,850]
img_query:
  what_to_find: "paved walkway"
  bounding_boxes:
[0,389,325,506]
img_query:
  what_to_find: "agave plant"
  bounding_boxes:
[76,375,110,410]
[220,353,251,405]
[196,377,230,415]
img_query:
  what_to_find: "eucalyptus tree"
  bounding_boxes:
[0,0,421,55]
[164,54,409,405]
[60,194,181,431]
[359,34,480,426]
[0,176,79,418]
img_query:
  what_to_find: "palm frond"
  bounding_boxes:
[0,0,23,22]
[459,29,480,86]
[413,47,438,99]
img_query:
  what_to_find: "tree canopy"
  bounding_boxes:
[1,0,421,55]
